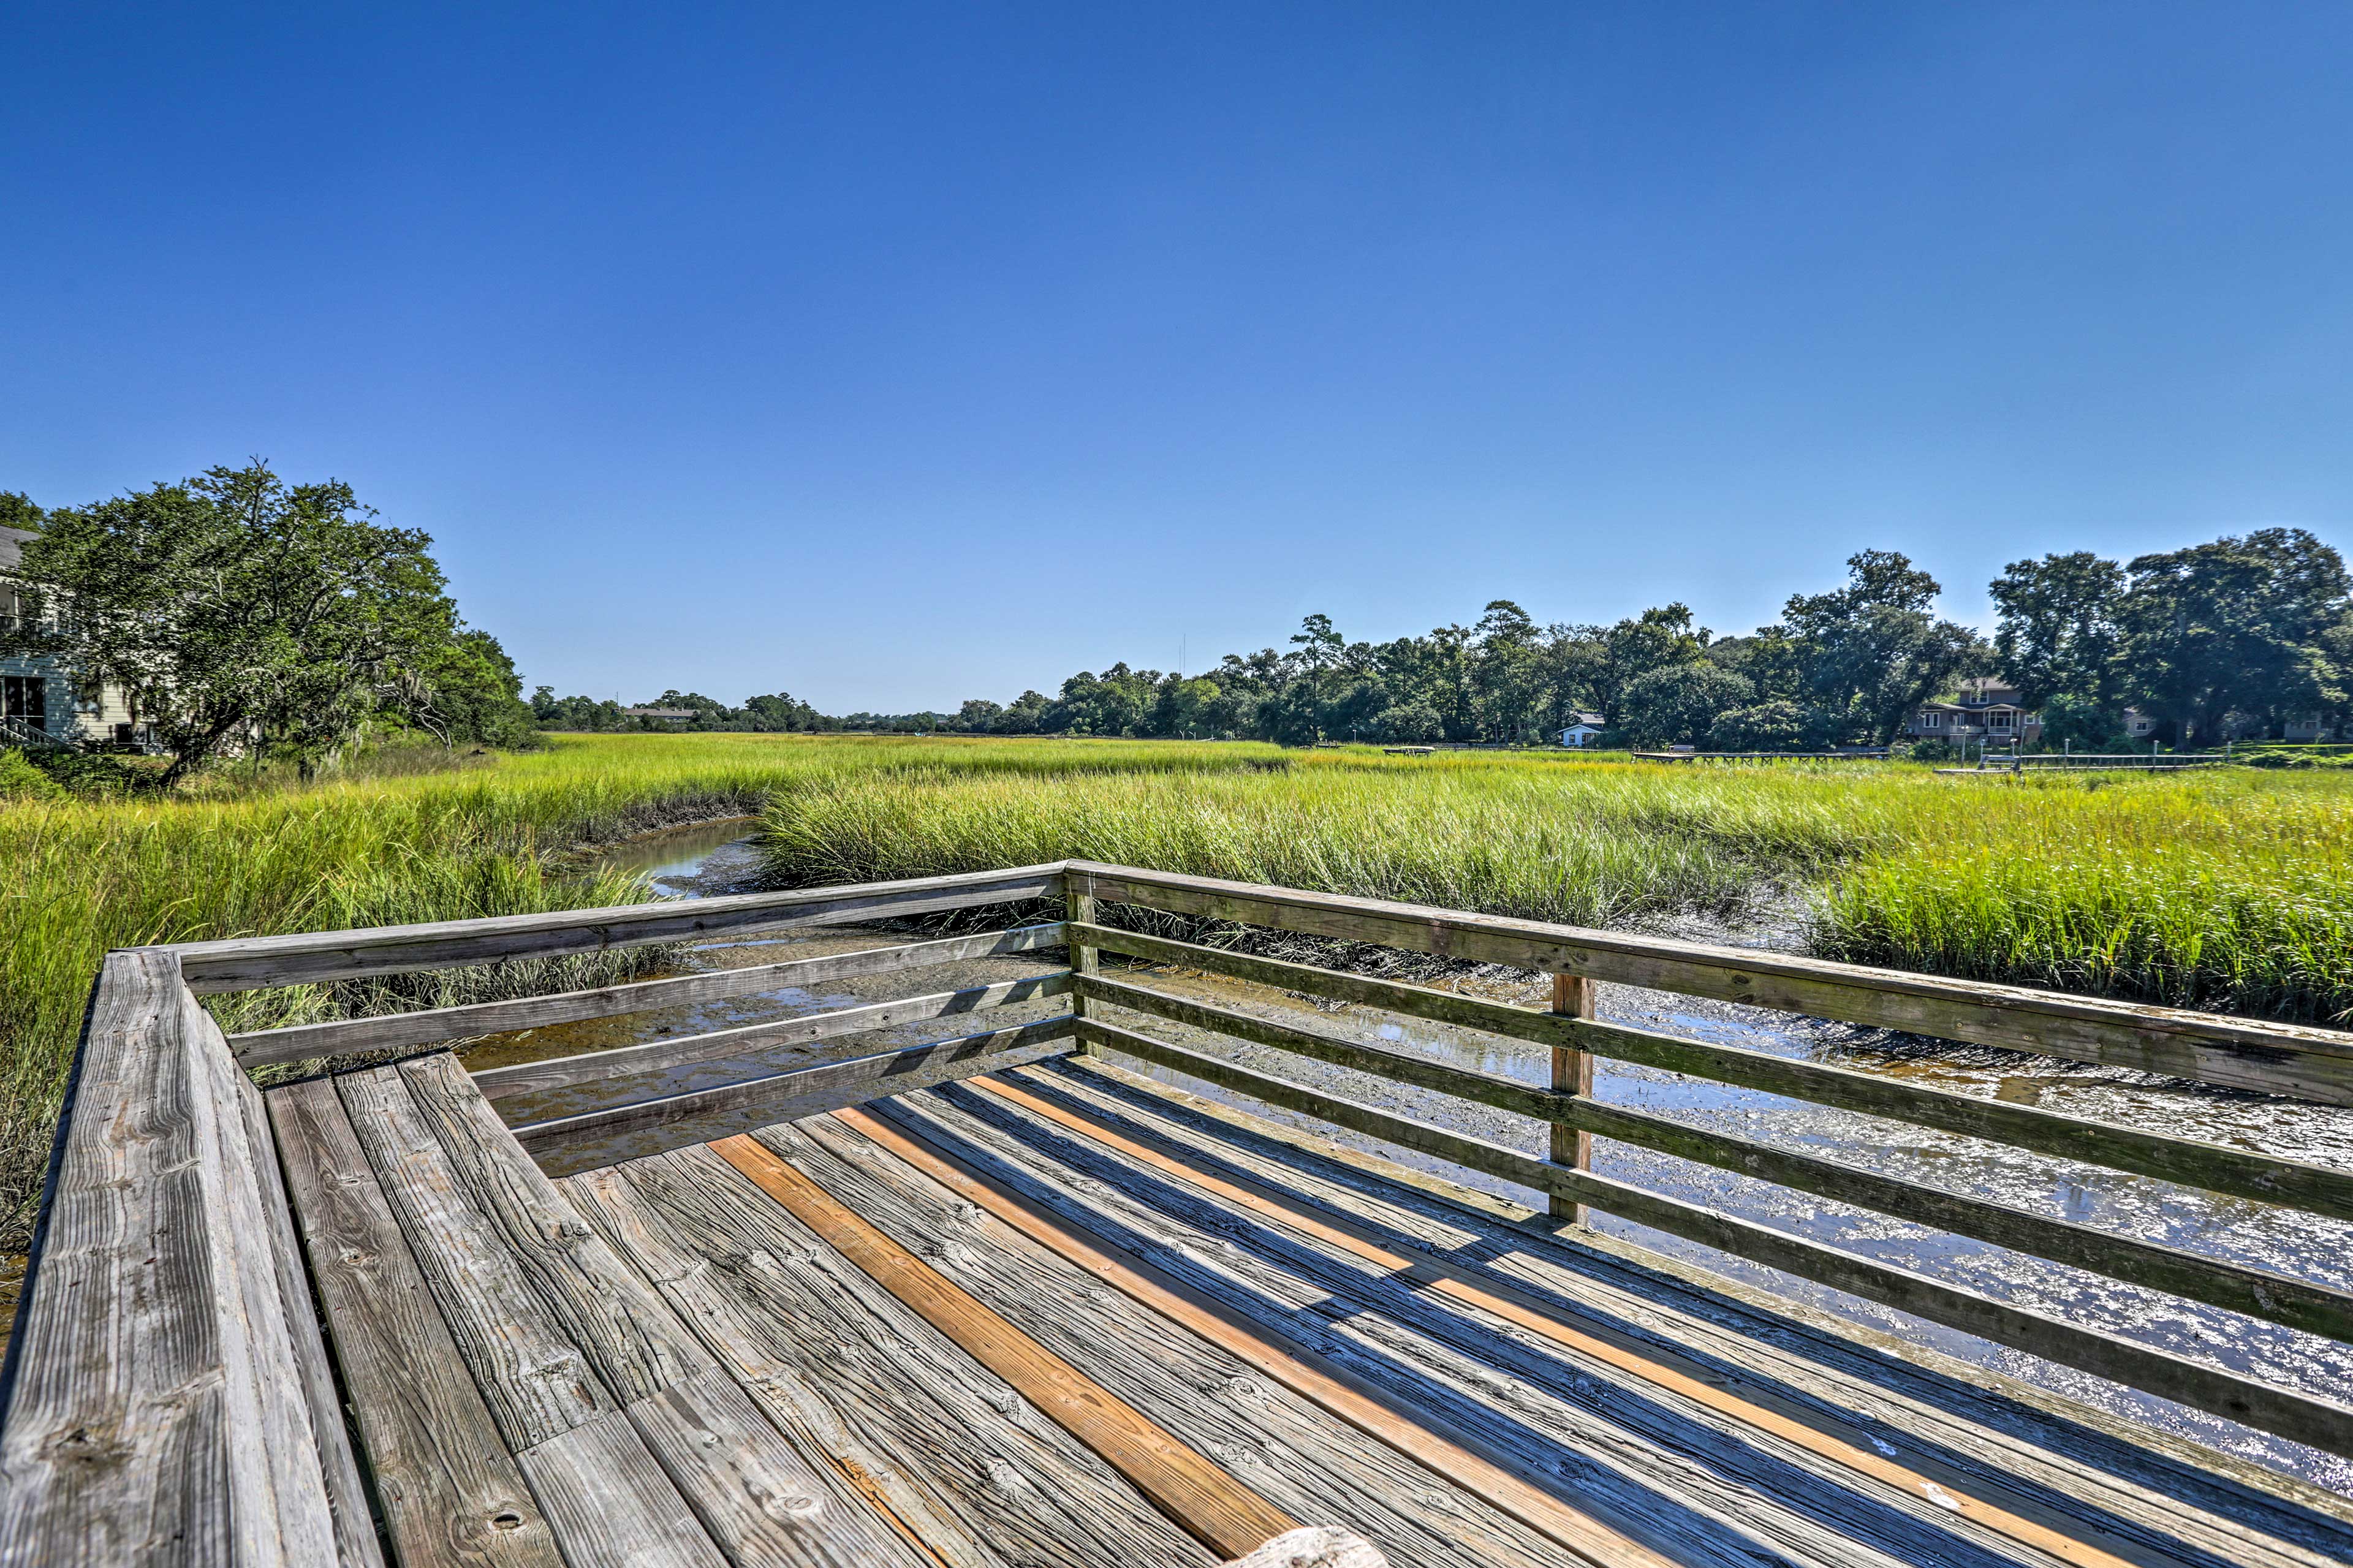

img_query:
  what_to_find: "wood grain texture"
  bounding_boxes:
[624,1366,934,1568]
[509,1015,1077,1157]
[512,1408,729,1568]
[784,1111,1615,1568]
[1066,862,2353,1104]
[1547,972,1596,1225]
[711,1131,1298,1561]
[176,863,1067,994]
[392,1053,713,1405]
[1067,873,1100,1056]
[1047,1055,2353,1568]
[577,1142,1221,1567]
[267,1078,564,1568]
[1072,1013,2353,1460]
[335,1065,615,1450]
[230,924,1068,1066]
[474,972,1070,1102]
[0,949,338,1568]
[229,1066,384,1568]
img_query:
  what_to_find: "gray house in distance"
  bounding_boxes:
[1906,677,2043,746]
[1,523,139,748]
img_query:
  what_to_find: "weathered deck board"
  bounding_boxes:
[1033,1056,2353,1567]
[764,1111,1593,1568]
[0,950,339,1568]
[267,1077,563,1568]
[574,1141,1222,1566]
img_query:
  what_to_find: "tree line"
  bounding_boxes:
[553,529,2350,750]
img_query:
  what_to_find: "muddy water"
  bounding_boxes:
[481,825,2353,1492]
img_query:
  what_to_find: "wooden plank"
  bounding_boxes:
[710,1132,1299,1561]
[1080,971,2353,1343]
[866,1091,1919,1568]
[230,923,1069,1066]
[176,863,1068,993]
[474,972,1071,1102]
[1067,872,1099,1056]
[1072,1015,2353,1460]
[1076,924,2353,1225]
[624,1366,934,1568]
[1548,972,1594,1225]
[0,948,338,1567]
[1066,862,2353,1104]
[509,1015,1077,1156]
[230,1067,385,1568]
[512,1408,729,1568]
[392,1053,713,1406]
[582,1142,1222,1566]
[831,1104,1674,1568]
[951,1073,2183,1568]
[780,1112,1621,1568]
[335,1065,616,1450]
[1050,1055,2353,1565]
[267,1078,564,1568]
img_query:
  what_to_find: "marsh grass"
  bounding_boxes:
[9,732,2352,1248]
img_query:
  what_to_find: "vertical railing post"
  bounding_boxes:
[1548,971,1596,1224]
[1066,867,1099,1057]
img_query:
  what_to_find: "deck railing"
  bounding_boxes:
[23,857,2353,1526]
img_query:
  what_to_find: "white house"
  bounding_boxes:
[1558,713,1607,748]
[1,524,142,749]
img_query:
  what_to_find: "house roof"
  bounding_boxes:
[0,526,32,574]
[622,707,698,719]
[1563,713,1604,728]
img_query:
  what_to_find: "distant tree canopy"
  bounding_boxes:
[1993,528,2352,746]
[0,461,533,781]
[539,531,2353,753]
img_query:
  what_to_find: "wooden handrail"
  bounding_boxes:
[1066,861,2353,1105]
[174,862,1069,993]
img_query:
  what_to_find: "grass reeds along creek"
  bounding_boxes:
[6,732,2352,1245]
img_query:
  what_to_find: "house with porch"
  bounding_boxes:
[1,523,141,749]
[1906,677,2042,746]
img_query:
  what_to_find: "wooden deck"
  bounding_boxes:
[10,860,2353,1565]
[251,1049,2353,1568]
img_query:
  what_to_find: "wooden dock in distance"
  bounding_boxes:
[6,861,2353,1565]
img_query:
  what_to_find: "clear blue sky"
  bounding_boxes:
[6,4,2349,712]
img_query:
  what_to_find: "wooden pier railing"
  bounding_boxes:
[9,857,2353,1561]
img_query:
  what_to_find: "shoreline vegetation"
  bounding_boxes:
[5,731,2352,1249]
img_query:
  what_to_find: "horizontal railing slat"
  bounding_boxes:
[1067,862,2353,1105]
[476,972,1072,1102]
[510,1013,1079,1154]
[1077,972,2353,1344]
[175,863,1068,993]
[1076,923,2353,1225]
[228,923,1071,1066]
[1071,1015,2353,1460]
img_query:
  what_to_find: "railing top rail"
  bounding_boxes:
[172,861,1070,993]
[1064,860,2353,1104]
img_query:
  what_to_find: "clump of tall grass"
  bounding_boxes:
[1815,777,2353,1023]
[759,756,2353,1026]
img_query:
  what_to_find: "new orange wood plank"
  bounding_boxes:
[707,1133,1295,1561]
